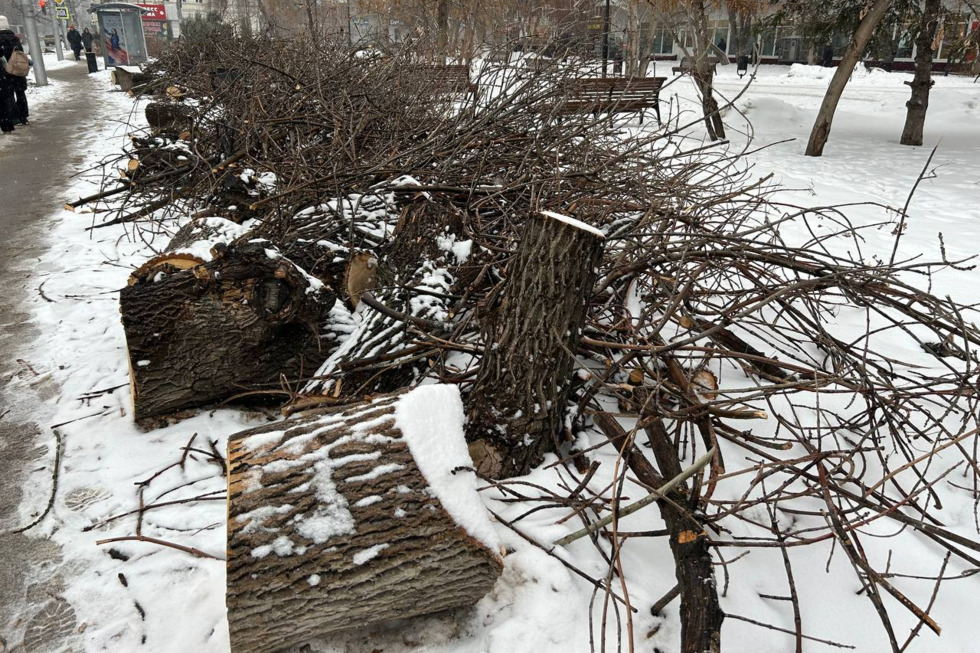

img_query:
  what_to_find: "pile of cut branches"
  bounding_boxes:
[78,34,980,653]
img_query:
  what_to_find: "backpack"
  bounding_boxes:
[4,50,30,77]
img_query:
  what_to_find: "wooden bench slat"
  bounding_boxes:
[548,76,667,124]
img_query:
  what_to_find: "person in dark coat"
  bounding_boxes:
[0,15,28,132]
[81,27,95,52]
[67,25,83,60]
[822,43,834,67]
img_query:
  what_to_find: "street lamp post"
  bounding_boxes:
[17,0,48,85]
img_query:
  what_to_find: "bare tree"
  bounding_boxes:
[805,0,894,157]
[900,0,942,145]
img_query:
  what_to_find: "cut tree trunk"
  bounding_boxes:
[227,385,502,653]
[805,0,894,157]
[901,0,941,146]
[466,211,604,479]
[145,101,195,132]
[121,239,336,420]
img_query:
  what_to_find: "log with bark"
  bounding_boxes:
[226,384,503,653]
[145,101,195,132]
[466,211,605,479]
[121,237,336,420]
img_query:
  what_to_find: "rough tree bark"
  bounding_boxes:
[466,211,604,479]
[593,412,724,653]
[644,416,724,652]
[145,102,194,132]
[901,0,942,146]
[691,0,726,141]
[121,237,336,420]
[227,385,502,653]
[437,0,450,64]
[805,0,894,157]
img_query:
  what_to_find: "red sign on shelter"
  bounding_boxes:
[137,3,166,21]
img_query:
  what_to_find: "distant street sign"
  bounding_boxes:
[55,6,69,19]
[53,0,65,5]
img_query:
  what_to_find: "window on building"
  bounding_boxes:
[895,27,914,59]
[710,20,730,53]
[938,13,970,60]
[651,27,673,55]
[759,27,789,57]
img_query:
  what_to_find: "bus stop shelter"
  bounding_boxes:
[89,3,149,67]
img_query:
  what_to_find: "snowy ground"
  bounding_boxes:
[7,64,980,652]
[0,52,94,149]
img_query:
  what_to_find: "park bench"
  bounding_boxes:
[413,64,478,100]
[550,76,667,125]
[671,56,719,75]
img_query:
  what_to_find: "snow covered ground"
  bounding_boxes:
[0,52,93,148]
[7,64,980,652]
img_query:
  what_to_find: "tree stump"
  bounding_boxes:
[466,211,605,479]
[145,101,195,132]
[227,384,502,653]
[121,239,336,420]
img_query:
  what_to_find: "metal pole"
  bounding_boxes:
[51,13,64,59]
[58,15,68,57]
[17,0,48,85]
[601,0,610,77]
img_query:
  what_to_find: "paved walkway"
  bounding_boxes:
[0,60,98,653]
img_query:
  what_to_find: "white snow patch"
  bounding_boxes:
[344,463,405,483]
[395,385,501,553]
[539,210,605,239]
[352,543,389,565]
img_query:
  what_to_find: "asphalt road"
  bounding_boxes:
[0,60,96,653]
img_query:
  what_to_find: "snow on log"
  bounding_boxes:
[226,384,502,653]
[467,210,605,478]
[301,197,466,401]
[121,237,336,420]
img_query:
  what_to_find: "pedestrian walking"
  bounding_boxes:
[822,43,834,67]
[0,15,29,132]
[67,25,83,60]
[81,27,94,52]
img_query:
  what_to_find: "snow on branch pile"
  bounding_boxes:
[73,34,980,653]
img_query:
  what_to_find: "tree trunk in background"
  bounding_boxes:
[299,197,466,403]
[725,1,753,60]
[227,388,502,653]
[626,0,641,77]
[121,239,336,420]
[437,0,449,63]
[901,0,941,146]
[466,212,604,479]
[691,0,726,140]
[145,101,194,132]
[805,0,894,157]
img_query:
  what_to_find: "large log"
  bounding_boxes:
[145,101,195,132]
[227,384,502,653]
[121,236,336,420]
[466,211,605,479]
